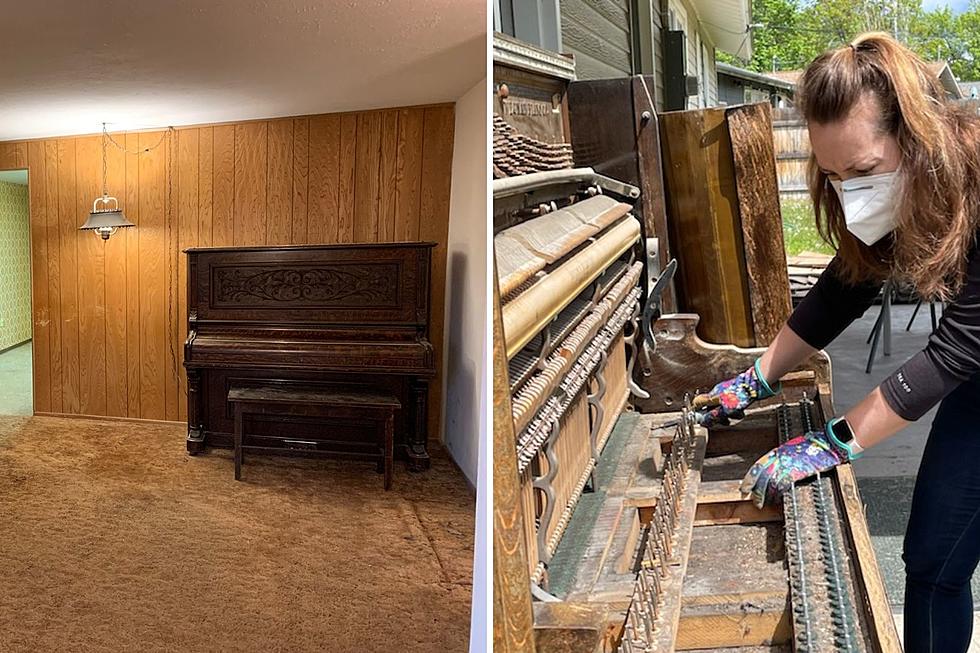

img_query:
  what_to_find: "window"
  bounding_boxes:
[494,0,561,53]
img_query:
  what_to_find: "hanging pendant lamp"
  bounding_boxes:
[80,123,134,240]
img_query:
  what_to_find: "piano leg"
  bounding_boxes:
[186,368,206,455]
[408,378,430,472]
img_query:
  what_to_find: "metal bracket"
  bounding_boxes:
[642,257,677,352]
[644,237,661,294]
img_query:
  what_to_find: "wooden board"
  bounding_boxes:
[493,261,538,653]
[124,132,141,417]
[659,105,754,347]
[75,136,107,416]
[419,105,455,445]
[137,131,167,420]
[28,141,50,413]
[566,75,676,311]
[677,592,791,650]
[265,119,293,247]
[658,103,791,348]
[726,104,792,344]
[0,104,454,433]
[56,138,80,414]
[177,129,200,422]
[211,124,236,247]
[43,140,63,413]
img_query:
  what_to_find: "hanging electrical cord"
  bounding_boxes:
[166,127,180,401]
[99,122,182,402]
[103,123,172,155]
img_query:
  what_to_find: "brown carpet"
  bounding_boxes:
[0,416,474,653]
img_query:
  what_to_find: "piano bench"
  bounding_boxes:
[226,385,401,489]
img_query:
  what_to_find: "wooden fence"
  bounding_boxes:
[772,107,809,199]
[772,100,980,199]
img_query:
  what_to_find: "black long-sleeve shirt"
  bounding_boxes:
[786,246,980,421]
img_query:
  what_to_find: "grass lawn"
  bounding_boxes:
[781,197,834,256]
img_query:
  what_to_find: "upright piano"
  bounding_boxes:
[183,242,437,470]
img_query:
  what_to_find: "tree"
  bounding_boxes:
[951,2,980,80]
[720,0,980,79]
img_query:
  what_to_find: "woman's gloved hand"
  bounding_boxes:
[692,359,780,427]
[739,420,862,509]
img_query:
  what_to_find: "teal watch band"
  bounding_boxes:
[753,358,781,398]
[826,416,864,461]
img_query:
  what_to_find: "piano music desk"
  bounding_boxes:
[227,385,400,489]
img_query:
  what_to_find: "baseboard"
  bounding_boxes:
[33,412,184,427]
[0,338,31,356]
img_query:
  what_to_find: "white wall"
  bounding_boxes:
[442,77,487,487]
[440,75,488,653]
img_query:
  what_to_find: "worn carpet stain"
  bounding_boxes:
[0,416,474,653]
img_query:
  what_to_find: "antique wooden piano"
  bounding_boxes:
[491,61,901,650]
[183,242,436,470]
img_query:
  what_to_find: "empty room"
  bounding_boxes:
[0,2,486,651]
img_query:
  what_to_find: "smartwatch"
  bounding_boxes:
[826,416,865,460]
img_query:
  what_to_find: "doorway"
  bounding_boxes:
[0,169,32,415]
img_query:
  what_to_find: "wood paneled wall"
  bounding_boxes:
[0,104,455,438]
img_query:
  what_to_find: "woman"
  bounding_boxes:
[692,32,980,650]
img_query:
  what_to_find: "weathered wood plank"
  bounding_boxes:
[727,104,793,345]
[493,262,537,653]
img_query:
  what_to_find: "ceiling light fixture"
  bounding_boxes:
[79,123,134,240]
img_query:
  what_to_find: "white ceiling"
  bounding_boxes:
[0,0,487,141]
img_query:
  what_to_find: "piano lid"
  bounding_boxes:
[186,243,434,327]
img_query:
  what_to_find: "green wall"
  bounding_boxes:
[0,180,31,351]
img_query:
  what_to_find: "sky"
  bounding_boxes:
[922,0,971,13]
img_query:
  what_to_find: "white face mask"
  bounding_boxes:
[828,171,900,246]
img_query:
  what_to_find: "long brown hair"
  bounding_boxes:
[796,32,980,300]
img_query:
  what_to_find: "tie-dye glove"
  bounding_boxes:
[692,358,780,427]
[739,426,855,509]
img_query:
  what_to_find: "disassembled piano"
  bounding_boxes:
[492,43,901,652]
[183,243,436,470]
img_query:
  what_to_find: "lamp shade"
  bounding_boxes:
[80,196,134,240]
